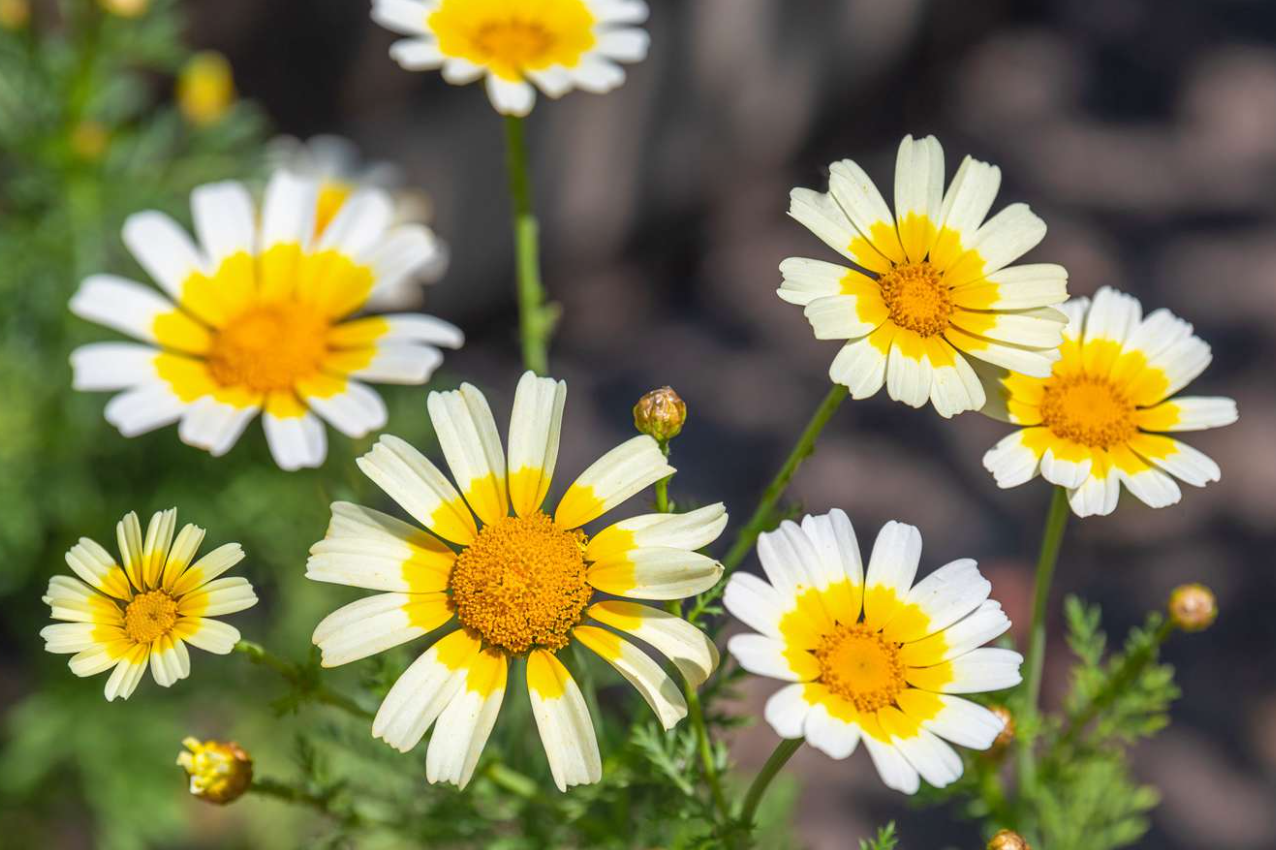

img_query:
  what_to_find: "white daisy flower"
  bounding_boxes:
[307,371,725,791]
[371,0,650,116]
[782,134,1070,418]
[69,171,461,471]
[724,510,1021,794]
[41,509,257,701]
[981,287,1238,517]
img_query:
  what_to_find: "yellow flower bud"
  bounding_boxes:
[177,51,236,127]
[99,0,148,16]
[985,704,1015,756]
[987,829,1031,850]
[633,386,687,443]
[1168,583,1217,632]
[176,737,253,804]
[0,0,29,30]
[70,121,110,161]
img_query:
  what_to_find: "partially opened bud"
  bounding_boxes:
[988,829,1031,850]
[1168,583,1217,632]
[633,387,686,443]
[177,737,253,804]
[177,51,236,127]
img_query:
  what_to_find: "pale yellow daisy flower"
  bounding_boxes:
[724,511,1020,794]
[371,0,650,116]
[41,509,257,701]
[782,135,1070,417]
[307,371,724,791]
[981,287,1238,517]
[267,134,449,309]
[69,171,460,470]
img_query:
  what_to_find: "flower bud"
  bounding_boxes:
[100,0,149,16]
[177,51,236,127]
[986,704,1015,756]
[1168,583,1217,632]
[177,737,253,804]
[71,121,110,161]
[0,0,29,30]
[633,387,686,443]
[987,829,1031,850]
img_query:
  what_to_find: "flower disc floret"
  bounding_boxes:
[1038,374,1137,449]
[123,589,179,643]
[814,622,907,713]
[878,261,953,337]
[206,304,329,392]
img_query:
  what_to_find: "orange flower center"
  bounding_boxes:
[123,589,179,643]
[814,623,906,713]
[450,512,593,654]
[1039,374,1137,448]
[206,304,329,392]
[428,0,597,81]
[878,261,953,337]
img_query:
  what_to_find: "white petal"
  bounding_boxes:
[104,383,189,438]
[922,694,1006,750]
[587,601,718,687]
[804,701,862,760]
[726,634,809,682]
[263,408,327,471]
[778,257,853,306]
[390,38,445,69]
[191,181,256,264]
[829,334,889,399]
[938,647,1024,693]
[303,380,387,439]
[428,383,508,525]
[527,650,602,792]
[485,75,537,116]
[764,682,813,739]
[180,397,260,458]
[982,428,1043,489]
[122,211,208,300]
[862,736,920,795]
[69,275,183,347]
[373,630,481,752]
[426,649,508,789]
[864,521,923,601]
[722,572,787,639]
[506,371,568,516]
[357,434,477,544]
[554,435,673,529]
[575,626,686,730]
[901,559,991,642]
[71,343,160,391]
[587,548,723,600]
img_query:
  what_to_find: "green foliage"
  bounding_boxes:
[859,822,899,850]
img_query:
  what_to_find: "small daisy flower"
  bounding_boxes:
[268,134,449,309]
[371,0,650,117]
[41,509,257,702]
[69,172,461,470]
[724,511,1021,794]
[981,287,1238,517]
[307,371,724,791]
[781,135,1070,418]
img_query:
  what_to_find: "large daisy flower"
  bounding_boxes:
[981,287,1238,517]
[69,172,461,471]
[723,511,1021,794]
[371,0,650,117]
[40,509,257,702]
[307,371,724,791]
[781,135,1070,418]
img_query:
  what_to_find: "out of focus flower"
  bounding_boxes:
[69,172,460,470]
[307,371,723,791]
[988,830,1031,850]
[982,288,1237,516]
[1168,583,1217,632]
[177,737,253,804]
[70,121,110,161]
[633,386,686,442]
[371,0,650,116]
[268,134,448,308]
[177,51,235,126]
[40,509,256,701]
[723,511,1020,794]
[100,0,148,17]
[781,135,1069,418]
[0,0,29,29]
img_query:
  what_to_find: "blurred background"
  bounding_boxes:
[2,0,1274,847]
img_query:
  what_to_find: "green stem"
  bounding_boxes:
[234,640,374,722]
[502,114,553,375]
[1016,486,1071,795]
[736,737,802,830]
[248,777,364,829]
[720,384,848,574]
[1056,618,1175,751]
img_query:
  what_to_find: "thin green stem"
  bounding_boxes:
[234,640,374,722]
[502,114,553,375]
[1016,486,1071,795]
[248,777,365,829]
[736,737,802,831]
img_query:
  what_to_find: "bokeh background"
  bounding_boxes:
[2,0,1274,847]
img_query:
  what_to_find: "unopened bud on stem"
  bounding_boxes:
[633,386,686,443]
[988,829,1031,850]
[986,705,1015,756]
[177,737,253,804]
[1168,583,1217,632]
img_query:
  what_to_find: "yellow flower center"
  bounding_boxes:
[878,261,953,337]
[428,0,597,81]
[207,304,329,392]
[1039,374,1137,448]
[450,512,593,655]
[814,623,906,713]
[123,590,179,643]
[314,180,353,238]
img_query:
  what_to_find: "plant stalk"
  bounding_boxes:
[502,114,553,375]
[234,640,374,722]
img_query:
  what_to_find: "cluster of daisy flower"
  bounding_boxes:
[40,0,1236,834]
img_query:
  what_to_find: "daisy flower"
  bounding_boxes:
[307,371,724,791]
[267,134,448,309]
[69,171,461,471]
[40,509,257,702]
[981,287,1238,517]
[371,0,650,117]
[781,134,1070,418]
[724,510,1021,794]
